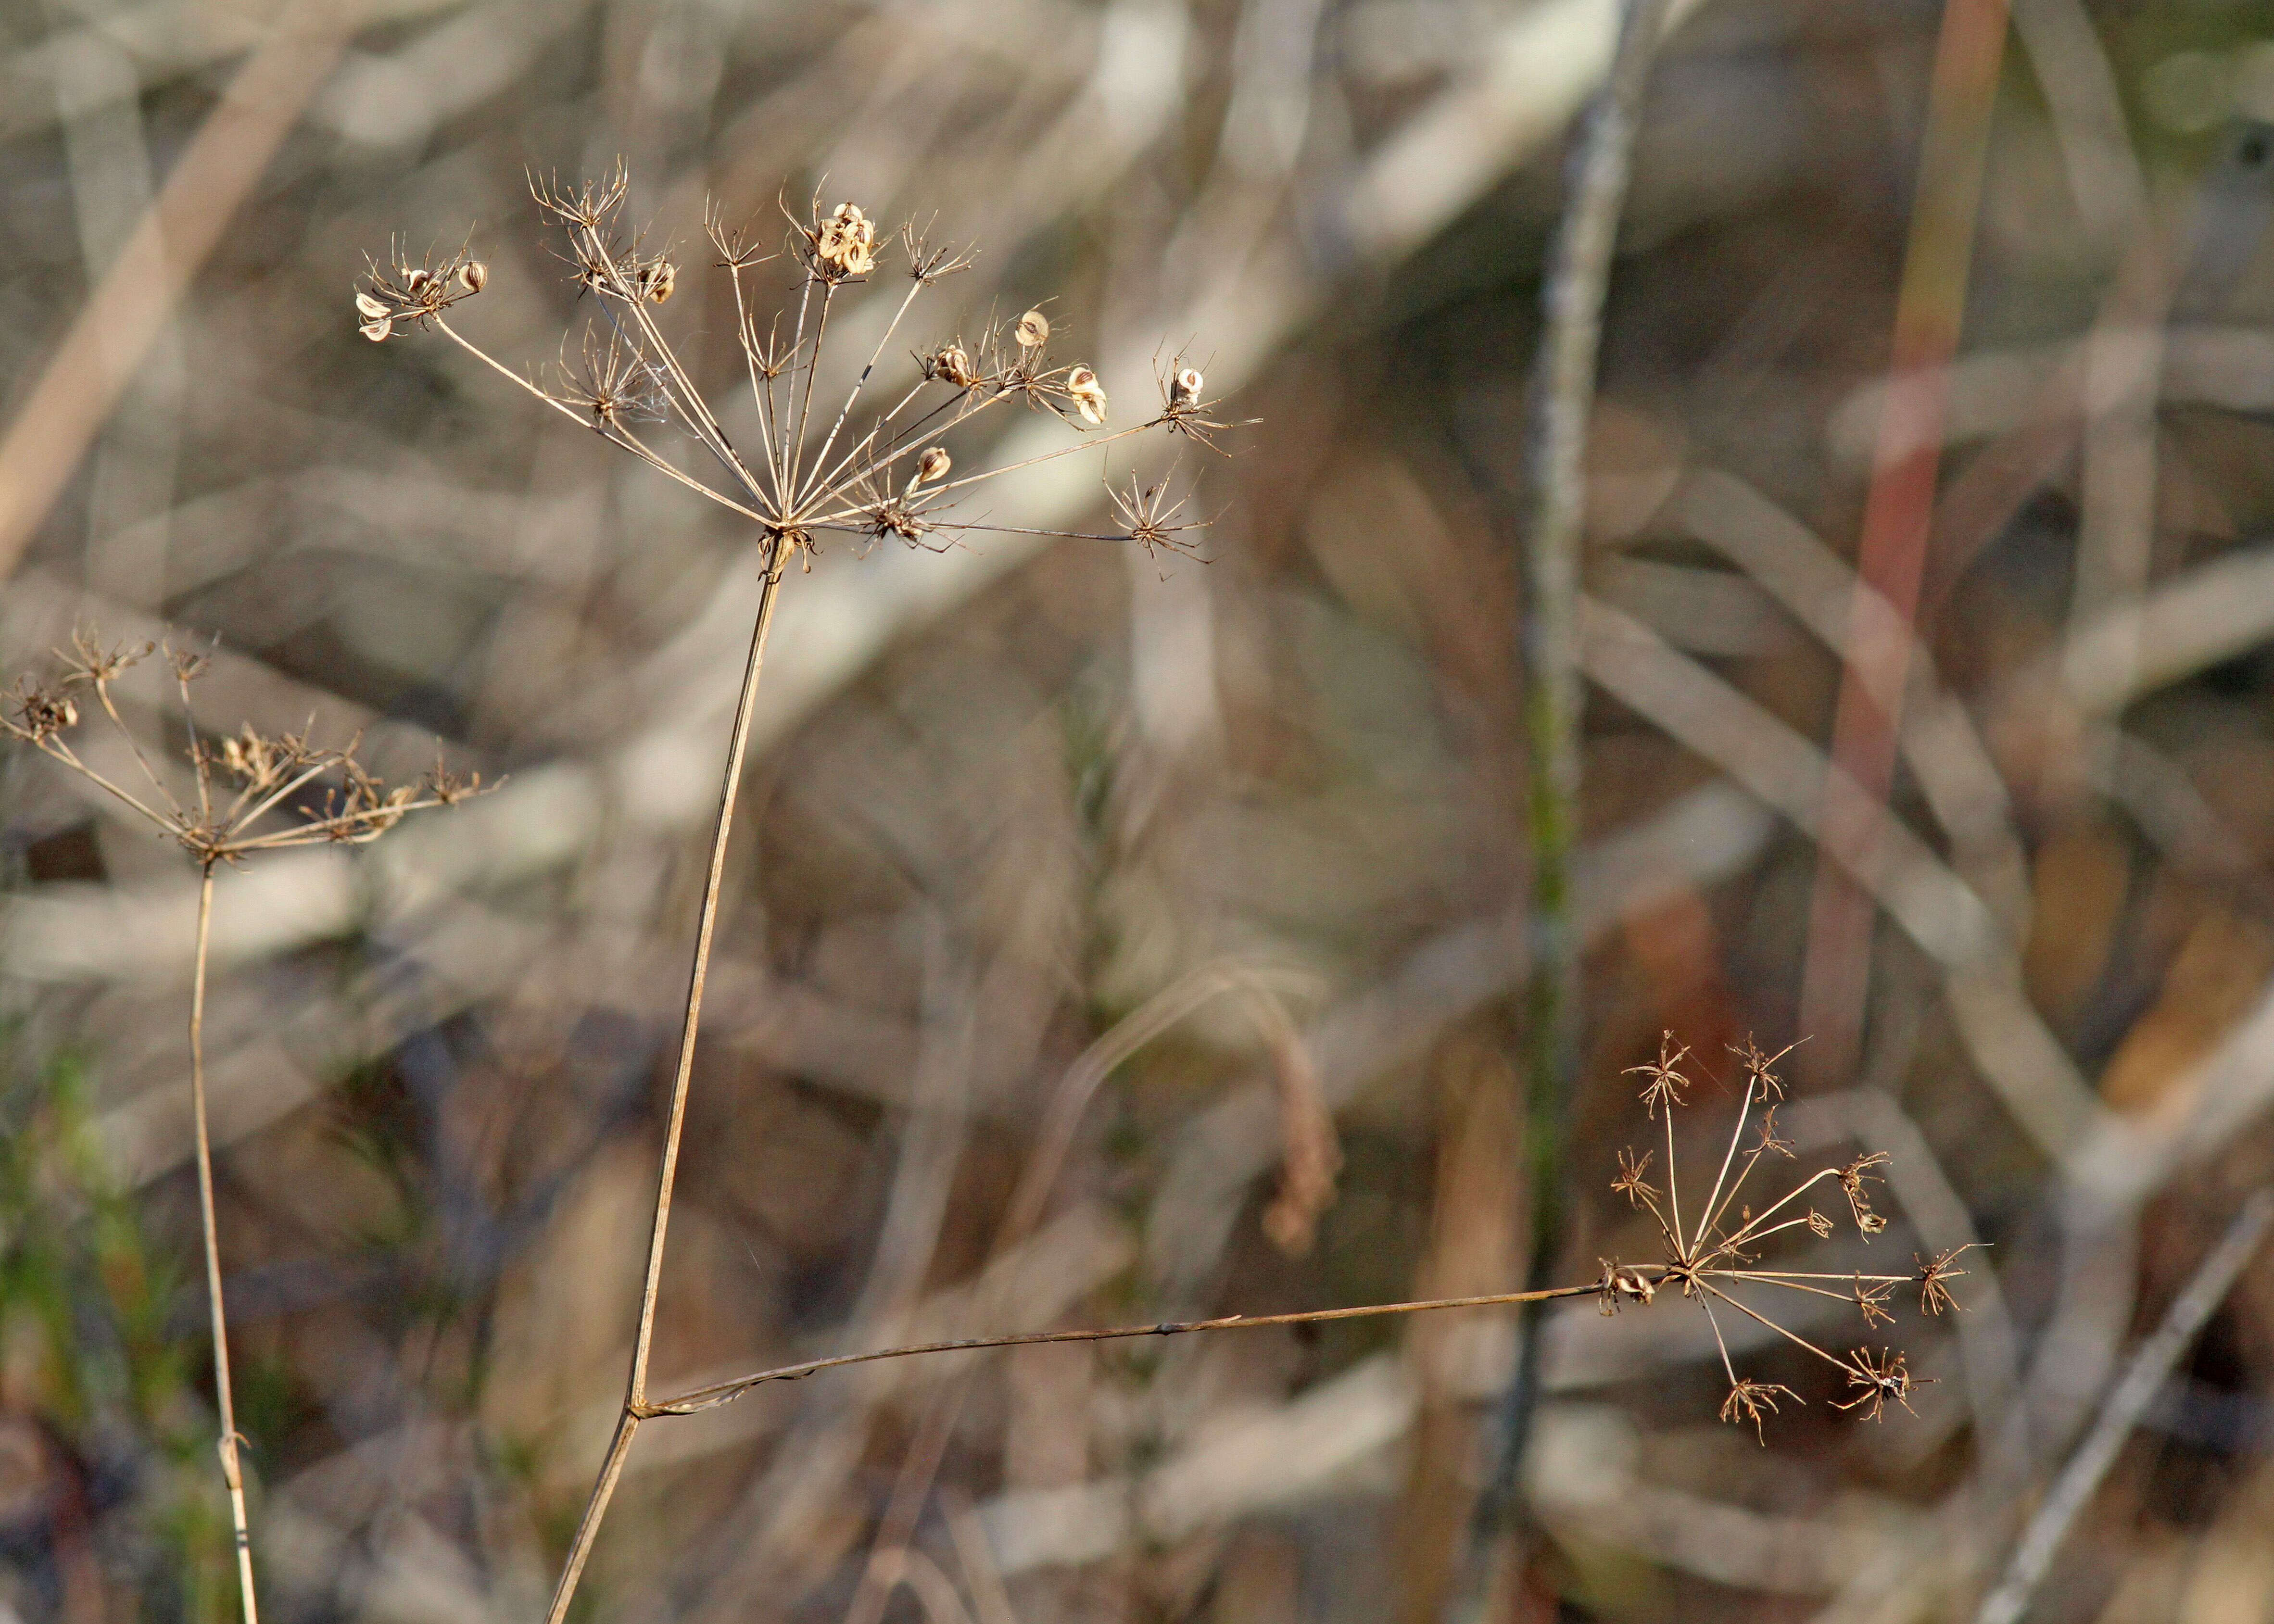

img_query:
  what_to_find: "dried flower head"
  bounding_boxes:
[926,343,978,389]
[1,629,485,870]
[1838,1153,1891,1235]
[1172,366,1204,408]
[813,201,876,277]
[1611,1146,1656,1205]
[354,242,486,341]
[1064,365,1108,427]
[1596,1029,1946,1439]
[1834,1347,1924,1422]
[1731,1035,1796,1102]
[1626,1031,1692,1119]
[370,166,1239,618]
[633,256,677,303]
[1914,1245,1976,1315]
[1720,1379,1800,1444]
[1595,1259,1657,1315]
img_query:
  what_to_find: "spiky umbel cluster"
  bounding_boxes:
[3,630,483,870]
[1598,1032,1974,1441]
[358,165,1241,566]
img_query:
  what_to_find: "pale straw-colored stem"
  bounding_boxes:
[540,542,791,1624]
[191,867,259,1624]
[639,1281,1615,1417]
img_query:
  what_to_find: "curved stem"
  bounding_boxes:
[540,544,791,1624]
[191,866,258,1624]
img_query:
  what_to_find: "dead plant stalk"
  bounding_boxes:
[361,167,1236,1624]
[2,633,481,1624]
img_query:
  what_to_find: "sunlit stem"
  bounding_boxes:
[190,868,259,1624]
[798,280,925,508]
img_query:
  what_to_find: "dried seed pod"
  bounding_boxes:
[815,202,877,275]
[1014,309,1049,350]
[638,259,677,302]
[354,292,388,320]
[930,343,975,388]
[403,266,430,291]
[916,446,951,483]
[360,316,394,342]
[1172,367,1204,408]
[458,260,488,293]
[1065,364,1108,427]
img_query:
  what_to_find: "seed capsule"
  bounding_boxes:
[1172,367,1204,408]
[355,292,388,319]
[1065,364,1108,427]
[360,316,394,342]
[1014,309,1049,350]
[916,446,952,483]
[458,260,489,293]
[931,343,975,387]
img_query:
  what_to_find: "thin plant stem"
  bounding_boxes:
[190,865,258,1624]
[539,542,791,1624]
[638,1281,1613,1417]
[1462,0,1669,1612]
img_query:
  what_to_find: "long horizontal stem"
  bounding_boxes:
[640,1281,1613,1417]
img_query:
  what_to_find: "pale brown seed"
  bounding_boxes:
[916,446,951,483]
[459,260,488,293]
[1172,366,1204,408]
[354,292,388,320]
[360,316,394,342]
[931,343,975,387]
[1066,364,1107,426]
[1015,309,1049,350]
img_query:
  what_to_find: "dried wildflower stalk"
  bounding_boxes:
[567,1033,1954,1437]
[2,633,481,1624]
[360,166,1243,1624]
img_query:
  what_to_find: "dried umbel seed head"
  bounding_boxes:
[815,202,876,275]
[458,259,488,293]
[1065,365,1108,426]
[1171,367,1204,408]
[915,446,951,484]
[15,687,76,739]
[928,343,976,388]
[1015,309,1049,351]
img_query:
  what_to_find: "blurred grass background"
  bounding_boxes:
[10,0,2274,1621]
